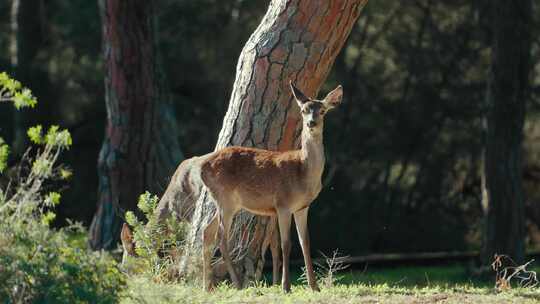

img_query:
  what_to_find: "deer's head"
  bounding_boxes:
[120,223,136,260]
[290,81,343,135]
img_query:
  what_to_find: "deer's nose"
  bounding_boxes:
[307,121,316,128]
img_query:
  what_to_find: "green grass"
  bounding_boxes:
[120,265,540,303]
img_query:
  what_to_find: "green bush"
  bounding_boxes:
[0,221,124,303]
[124,192,190,282]
[0,73,125,303]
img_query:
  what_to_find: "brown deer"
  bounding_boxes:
[121,81,343,293]
[199,82,342,292]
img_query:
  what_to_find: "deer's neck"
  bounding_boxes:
[300,128,325,186]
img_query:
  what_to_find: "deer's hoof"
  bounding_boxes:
[233,280,243,290]
[311,285,320,292]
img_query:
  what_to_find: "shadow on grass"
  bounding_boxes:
[268,264,497,289]
[341,264,491,288]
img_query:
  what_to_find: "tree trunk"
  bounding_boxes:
[9,0,43,156]
[481,0,531,265]
[89,0,183,249]
[184,0,368,284]
[9,0,23,155]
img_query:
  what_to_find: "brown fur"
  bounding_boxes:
[121,223,135,264]
[201,147,310,216]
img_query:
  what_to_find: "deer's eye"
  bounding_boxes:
[319,110,326,115]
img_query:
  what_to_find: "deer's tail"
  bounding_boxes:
[154,153,211,224]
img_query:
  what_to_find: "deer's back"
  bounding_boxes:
[201,146,310,213]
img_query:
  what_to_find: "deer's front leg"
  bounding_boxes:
[277,209,292,293]
[294,207,320,291]
[269,217,281,285]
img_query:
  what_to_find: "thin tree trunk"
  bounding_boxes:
[184,0,368,284]
[89,0,183,249]
[9,0,24,156]
[9,0,48,156]
[481,0,531,265]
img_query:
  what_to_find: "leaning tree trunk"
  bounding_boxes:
[481,0,531,265]
[184,0,368,284]
[89,0,183,249]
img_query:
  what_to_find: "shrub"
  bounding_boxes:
[0,221,124,303]
[0,73,125,303]
[299,249,350,289]
[124,192,190,282]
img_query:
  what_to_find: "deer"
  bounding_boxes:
[121,81,343,293]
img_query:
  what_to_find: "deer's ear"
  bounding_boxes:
[290,81,310,106]
[323,85,343,110]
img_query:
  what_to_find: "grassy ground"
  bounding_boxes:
[120,264,540,303]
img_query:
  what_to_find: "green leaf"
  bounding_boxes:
[59,168,73,180]
[0,138,8,173]
[0,72,9,84]
[45,125,72,148]
[46,192,62,206]
[27,125,44,144]
[41,211,56,225]
[13,88,37,109]
[2,75,21,92]
[125,211,139,227]
[32,158,52,177]
[137,191,159,216]
[0,72,37,108]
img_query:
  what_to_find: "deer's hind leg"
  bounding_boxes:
[217,205,242,289]
[202,213,219,291]
[259,216,281,285]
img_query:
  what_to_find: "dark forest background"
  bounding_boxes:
[1,0,539,257]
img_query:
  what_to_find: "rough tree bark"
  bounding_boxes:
[184,0,368,284]
[89,0,183,249]
[481,0,531,265]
